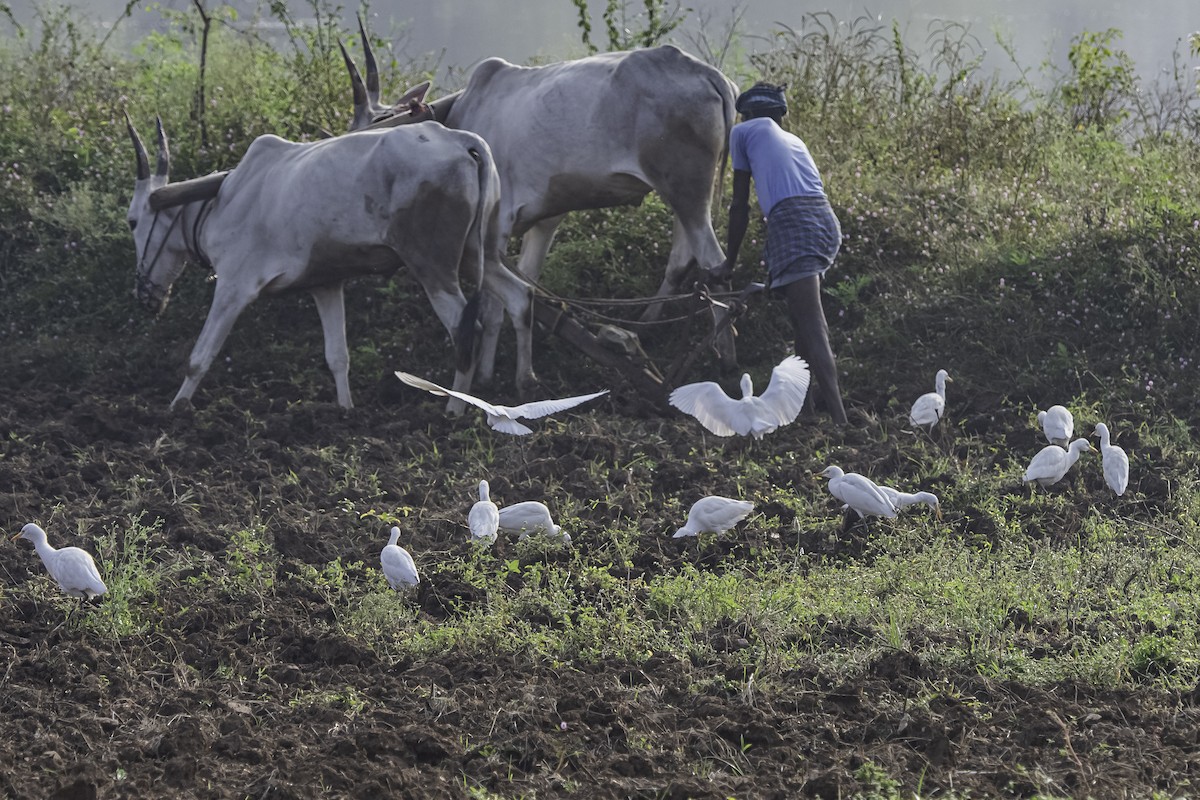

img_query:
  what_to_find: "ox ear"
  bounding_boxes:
[338,38,370,110]
[356,12,381,105]
[154,116,169,178]
[124,110,150,181]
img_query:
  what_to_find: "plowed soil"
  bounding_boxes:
[1,287,1198,799]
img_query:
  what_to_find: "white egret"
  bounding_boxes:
[846,487,941,519]
[380,526,419,589]
[498,501,570,543]
[909,369,950,429]
[1037,405,1074,446]
[668,355,810,439]
[12,523,107,600]
[673,496,755,538]
[1023,438,1092,487]
[1093,423,1129,496]
[819,467,899,520]
[469,480,500,544]
[396,371,608,435]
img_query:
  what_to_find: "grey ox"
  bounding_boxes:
[342,28,739,385]
[124,115,534,410]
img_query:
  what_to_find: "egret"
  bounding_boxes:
[12,523,107,600]
[1093,423,1129,496]
[1023,438,1092,488]
[909,369,950,429]
[846,487,941,519]
[380,526,419,589]
[498,501,570,543]
[396,371,608,435]
[469,480,500,544]
[1037,405,1074,447]
[819,467,898,520]
[668,355,810,439]
[673,496,755,538]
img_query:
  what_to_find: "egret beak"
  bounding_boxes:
[934,505,943,520]
[11,531,23,541]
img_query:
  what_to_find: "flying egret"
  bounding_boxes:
[1023,438,1092,488]
[673,496,755,538]
[498,501,570,544]
[668,355,810,439]
[819,467,899,520]
[396,371,608,435]
[846,487,941,519]
[380,526,419,589]
[12,523,107,600]
[469,480,500,544]
[909,369,950,429]
[1037,405,1074,446]
[1093,423,1129,496]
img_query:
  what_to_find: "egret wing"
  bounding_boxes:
[758,356,811,426]
[668,381,743,436]
[395,371,502,416]
[507,390,609,421]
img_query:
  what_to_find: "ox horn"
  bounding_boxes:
[338,38,369,110]
[154,116,169,178]
[357,12,380,105]
[124,110,150,181]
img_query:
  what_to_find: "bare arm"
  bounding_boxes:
[709,169,752,282]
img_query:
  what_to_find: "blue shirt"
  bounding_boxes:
[729,117,826,216]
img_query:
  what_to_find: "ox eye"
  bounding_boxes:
[128,219,137,231]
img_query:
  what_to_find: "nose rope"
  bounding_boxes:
[136,199,214,302]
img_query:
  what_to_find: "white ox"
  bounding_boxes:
[124,115,534,410]
[344,32,739,385]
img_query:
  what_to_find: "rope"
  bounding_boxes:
[514,269,743,328]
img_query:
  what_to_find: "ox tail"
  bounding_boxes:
[455,290,481,373]
[712,73,738,215]
[454,142,494,373]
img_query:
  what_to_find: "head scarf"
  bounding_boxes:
[735,82,788,116]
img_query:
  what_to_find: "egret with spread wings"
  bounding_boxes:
[668,355,810,439]
[396,371,608,435]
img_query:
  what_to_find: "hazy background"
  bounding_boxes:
[3,0,1197,89]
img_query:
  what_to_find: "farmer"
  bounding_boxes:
[708,82,848,425]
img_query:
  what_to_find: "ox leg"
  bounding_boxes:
[477,216,560,386]
[482,260,536,398]
[646,218,737,372]
[310,284,354,410]
[411,282,476,415]
[172,281,256,409]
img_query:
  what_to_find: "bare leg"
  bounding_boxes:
[782,276,847,425]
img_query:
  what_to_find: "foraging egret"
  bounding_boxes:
[380,526,419,589]
[668,355,811,439]
[909,369,950,429]
[1038,405,1074,447]
[846,487,941,519]
[468,480,500,544]
[673,496,755,538]
[1093,423,1129,496]
[11,523,107,600]
[1023,438,1092,487]
[395,371,608,435]
[819,467,898,520]
[498,501,570,543]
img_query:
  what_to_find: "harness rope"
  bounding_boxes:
[510,268,744,329]
[136,199,215,301]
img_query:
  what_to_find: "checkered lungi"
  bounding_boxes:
[763,195,842,289]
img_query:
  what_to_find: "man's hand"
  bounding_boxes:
[705,258,734,284]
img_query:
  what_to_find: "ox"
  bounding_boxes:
[124,115,534,411]
[343,30,739,385]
